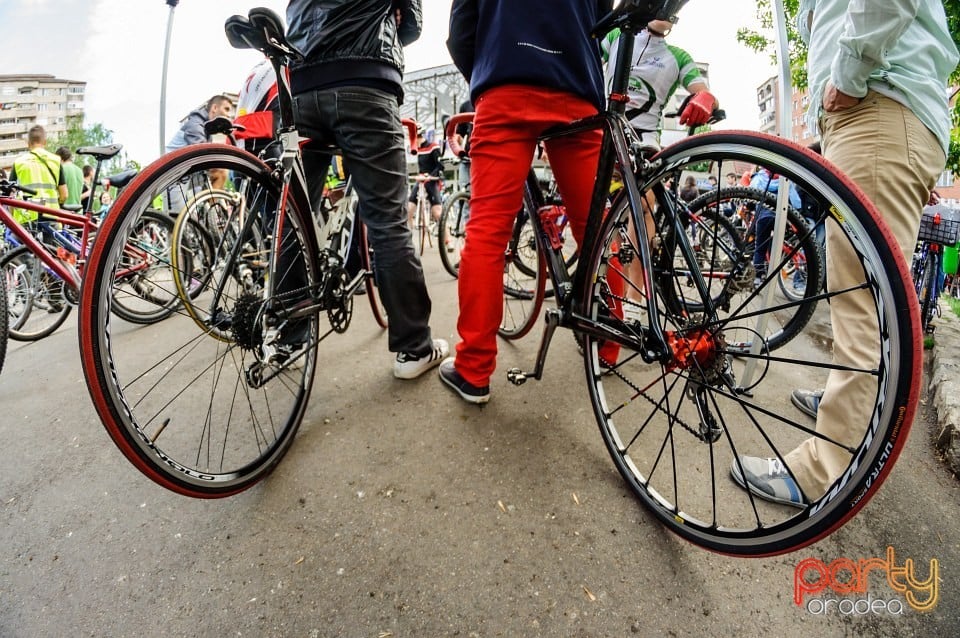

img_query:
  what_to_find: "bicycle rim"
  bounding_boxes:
[360,221,388,329]
[439,190,469,278]
[170,188,262,340]
[79,144,319,498]
[499,205,546,340]
[0,266,7,375]
[580,132,919,555]
[108,210,182,325]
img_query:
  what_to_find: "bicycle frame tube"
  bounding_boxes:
[0,199,93,290]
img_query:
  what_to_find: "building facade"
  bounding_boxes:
[0,74,86,170]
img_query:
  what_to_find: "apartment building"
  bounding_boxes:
[0,74,86,170]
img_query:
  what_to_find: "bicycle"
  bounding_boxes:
[912,204,960,333]
[80,3,919,558]
[78,7,414,498]
[446,0,919,556]
[1,146,177,343]
[409,173,441,257]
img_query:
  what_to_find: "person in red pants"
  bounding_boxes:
[440,0,615,404]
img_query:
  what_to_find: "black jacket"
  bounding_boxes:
[447,0,612,110]
[286,0,422,98]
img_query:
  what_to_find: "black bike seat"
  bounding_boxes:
[204,116,244,137]
[76,144,122,161]
[103,169,138,189]
[225,7,300,61]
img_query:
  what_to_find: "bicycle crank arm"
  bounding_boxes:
[506,308,562,385]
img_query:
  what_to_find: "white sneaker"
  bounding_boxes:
[394,339,450,379]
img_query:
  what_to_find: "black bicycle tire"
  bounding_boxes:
[0,264,7,376]
[919,249,939,333]
[107,209,182,325]
[439,189,469,278]
[498,191,546,340]
[360,221,388,329]
[580,131,920,556]
[2,245,72,341]
[78,143,319,498]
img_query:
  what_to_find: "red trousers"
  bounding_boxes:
[454,85,610,387]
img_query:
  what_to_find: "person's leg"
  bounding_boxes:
[784,92,945,497]
[453,86,543,388]
[299,86,434,355]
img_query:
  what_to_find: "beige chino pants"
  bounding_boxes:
[784,91,945,497]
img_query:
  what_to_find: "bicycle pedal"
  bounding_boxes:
[506,368,527,386]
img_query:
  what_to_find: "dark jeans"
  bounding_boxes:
[293,85,433,355]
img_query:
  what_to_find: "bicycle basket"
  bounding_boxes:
[918,204,960,245]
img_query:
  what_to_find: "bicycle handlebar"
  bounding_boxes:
[445,112,475,159]
[0,179,37,197]
[400,118,419,155]
[591,0,689,39]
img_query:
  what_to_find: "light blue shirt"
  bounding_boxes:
[797,0,958,154]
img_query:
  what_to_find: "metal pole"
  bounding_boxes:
[742,0,794,386]
[159,0,180,156]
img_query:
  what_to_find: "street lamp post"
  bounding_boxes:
[159,0,180,157]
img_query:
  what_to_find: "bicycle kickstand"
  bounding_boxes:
[506,308,562,385]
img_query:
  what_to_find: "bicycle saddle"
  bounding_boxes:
[204,115,244,137]
[76,144,122,161]
[103,169,138,189]
[225,8,301,61]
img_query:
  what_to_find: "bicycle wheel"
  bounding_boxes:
[359,221,388,329]
[1,245,72,341]
[918,249,939,333]
[0,265,7,375]
[679,186,823,353]
[580,132,919,556]
[79,143,320,498]
[498,203,546,340]
[170,187,265,340]
[439,189,469,278]
[108,209,182,325]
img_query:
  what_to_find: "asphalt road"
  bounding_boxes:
[1,255,958,637]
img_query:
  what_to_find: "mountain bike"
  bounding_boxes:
[447,0,920,556]
[912,204,960,333]
[78,7,412,499]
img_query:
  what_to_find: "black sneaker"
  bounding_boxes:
[438,357,489,404]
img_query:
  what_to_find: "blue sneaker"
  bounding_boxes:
[790,388,822,419]
[730,456,805,508]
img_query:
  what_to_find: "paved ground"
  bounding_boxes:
[1,256,958,637]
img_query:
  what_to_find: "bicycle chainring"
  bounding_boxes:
[324,267,353,333]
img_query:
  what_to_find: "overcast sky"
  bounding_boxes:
[2,0,778,165]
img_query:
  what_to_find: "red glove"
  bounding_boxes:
[678,91,717,127]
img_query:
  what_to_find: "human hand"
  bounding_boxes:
[822,82,860,112]
[928,191,941,206]
[395,8,402,25]
[678,91,717,127]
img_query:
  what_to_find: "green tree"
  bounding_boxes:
[48,116,138,174]
[737,0,960,172]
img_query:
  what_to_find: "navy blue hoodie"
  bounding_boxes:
[447,0,614,111]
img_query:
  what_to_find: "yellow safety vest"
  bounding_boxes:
[11,147,61,223]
